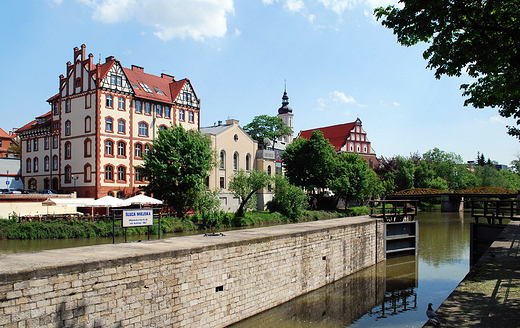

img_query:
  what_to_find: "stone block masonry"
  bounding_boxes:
[0,216,384,327]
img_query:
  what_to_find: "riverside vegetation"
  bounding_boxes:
[0,208,370,240]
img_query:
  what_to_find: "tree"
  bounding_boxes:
[267,175,309,220]
[243,115,292,149]
[282,130,337,191]
[328,152,370,205]
[7,138,20,158]
[394,156,415,191]
[228,169,271,217]
[375,1,520,138]
[136,124,215,218]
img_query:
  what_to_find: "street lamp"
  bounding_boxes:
[72,175,79,193]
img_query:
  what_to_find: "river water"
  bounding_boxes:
[0,211,470,327]
[229,211,470,328]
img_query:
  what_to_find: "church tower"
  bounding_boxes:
[277,84,294,144]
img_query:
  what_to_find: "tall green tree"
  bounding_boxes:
[136,125,215,218]
[328,153,370,204]
[243,115,292,149]
[228,169,271,217]
[282,130,337,191]
[375,1,520,138]
[266,174,309,221]
[394,156,415,191]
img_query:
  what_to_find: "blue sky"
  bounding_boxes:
[1,0,518,165]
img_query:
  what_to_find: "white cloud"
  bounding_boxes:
[79,0,235,41]
[317,0,357,15]
[285,0,305,12]
[331,90,355,103]
[393,102,400,106]
[235,28,242,36]
[314,91,356,111]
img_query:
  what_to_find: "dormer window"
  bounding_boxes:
[132,83,140,90]
[139,82,152,93]
[38,118,45,124]
[154,86,165,95]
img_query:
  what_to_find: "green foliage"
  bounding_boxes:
[266,175,309,221]
[394,156,415,191]
[328,152,370,204]
[136,124,215,218]
[243,115,292,149]
[228,169,271,217]
[375,1,520,138]
[282,130,337,191]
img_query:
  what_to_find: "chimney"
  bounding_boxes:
[226,119,239,125]
[161,73,175,81]
[132,65,144,72]
[105,56,115,63]
[218,120,222,126]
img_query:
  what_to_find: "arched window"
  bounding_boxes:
[145,102,151,115]
[105,165,114,181]
[246,154,251,171]
[233,152,238,170]
[164,106,171,118]
[138,122,148,136]
[117,166,126,181]
[144,144,151,155]
[53,135,58,149]
[189,111,194,122]
[106,117,113,132]
[65,142,72,159]
[135,100,142,113]
[28,179,37,191]
[84,164,92,182]
[106,94,113,107]
[105,140,113,156]
[26,158,31,173]
[85,116,91,133]
[118,97,125,110]
[52,155,58,171]
[159,125,167,131]
[267,165,272,176]
[135,169,143,182]
[64,165,72,183]
[33,158,39,172]
[84,138,92,157]
[156,104,162,117]
[65,120,71,136]
[118,119,125,134]
[135,143,142,158]
[44,156,50,172]
[220,151,225,169]
[117,141,126,157]
[179,109,185,121]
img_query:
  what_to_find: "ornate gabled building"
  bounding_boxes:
[0,127,18,158]
[298,118,379,168]
[17,44,201,197]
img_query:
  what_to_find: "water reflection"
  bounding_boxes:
[230,211,470,328]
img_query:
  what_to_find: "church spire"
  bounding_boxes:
[278,81,292,115]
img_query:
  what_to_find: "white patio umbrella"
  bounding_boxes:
[86,196,130,208]
[124,194,163,206]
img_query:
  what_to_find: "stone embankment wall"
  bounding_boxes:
[0,216,384,327]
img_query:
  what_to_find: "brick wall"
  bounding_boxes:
[0,217,384,327]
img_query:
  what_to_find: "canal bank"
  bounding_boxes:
[425,220,520,327]
[0,216,384,327]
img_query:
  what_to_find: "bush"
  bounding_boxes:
[267,175,309,221]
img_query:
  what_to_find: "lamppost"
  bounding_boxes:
[72,175,79,193]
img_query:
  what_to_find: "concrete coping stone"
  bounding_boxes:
[0,216,377,283]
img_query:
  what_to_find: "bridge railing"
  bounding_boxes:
[471,199,520,225]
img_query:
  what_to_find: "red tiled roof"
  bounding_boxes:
[0,127,11,139]
[122,66,189,104]
[298,122,356,151]
[16,112,52,133]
